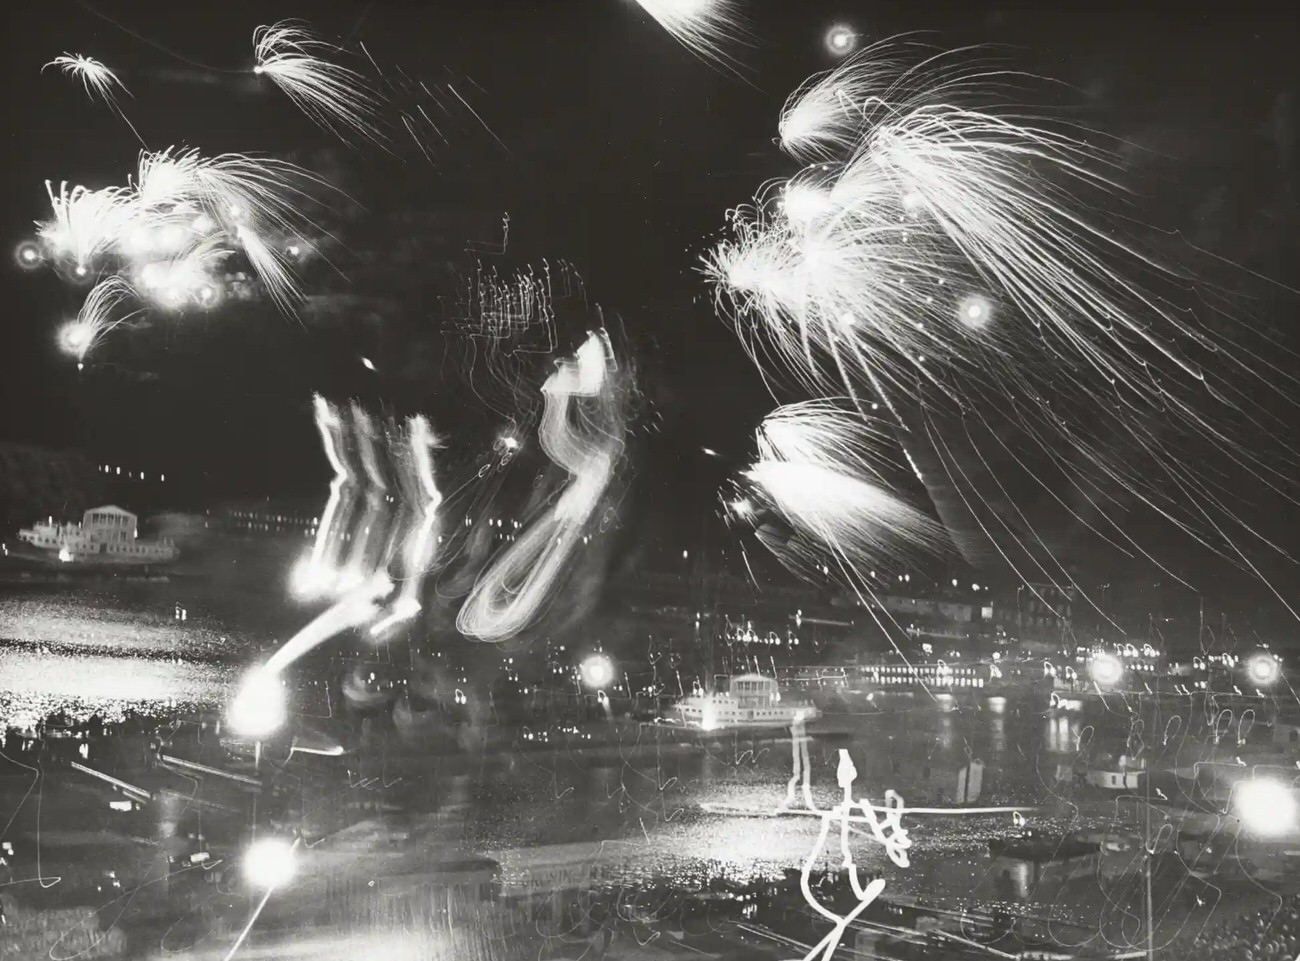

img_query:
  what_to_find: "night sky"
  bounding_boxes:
[1,1,1296,592]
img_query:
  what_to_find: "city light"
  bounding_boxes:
[1245,652,1281,686]
[579,653,615,689]
[1089,653,1124,688]
[242,836,297,890]
[1235,778,1299,835]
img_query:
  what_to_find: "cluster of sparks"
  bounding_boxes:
[21,147,325,361]
[735,400,949,583]
[708,40,1298,603]
[629,0,749,73]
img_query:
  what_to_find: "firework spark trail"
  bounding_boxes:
[43,53,146,146]
[58,276,141,364]
[33,148,331,316]
[707,40,1300,586]
[629,0,750,74]
[738,401,949,582]
[38,182,133,278]
[253,20,385,145]
[334,405,393,594]
[456,331,626,642]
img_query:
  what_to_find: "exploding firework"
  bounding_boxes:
[253,20,385,145]
[43,53,146,145]
[737,401,948,583]
[38,182,133,279]
[628,0,749,73]
[58,276,141,364]
[707,40,1299,597]
[43,54,129,106]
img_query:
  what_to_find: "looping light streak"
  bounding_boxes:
[456,330,627,642]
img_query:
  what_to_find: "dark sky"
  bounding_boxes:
[1,1,1296,591]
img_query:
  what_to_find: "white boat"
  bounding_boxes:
[672,674,819,731]
[14,505,178,567]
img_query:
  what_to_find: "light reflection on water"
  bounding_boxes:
[0,647,234,730]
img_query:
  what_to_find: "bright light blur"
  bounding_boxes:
[242,836,297,889]
[1245,652,1281,686]
[1089,653,1124,688]
[58,321,93,356]
[15,241,43,269]
[580,653,616,690]
[824,25,857,56]
[958,293,993,327]
[227,668,287,739]
[1235,778,1299,835]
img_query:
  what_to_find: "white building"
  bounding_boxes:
[17,505,178,565]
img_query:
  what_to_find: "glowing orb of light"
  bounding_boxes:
[1235,778,1298,835]
[227,668,288,739]
[579,653,616,690]
[59,321,93,356]
[15,241,44,270]
[196,284,221,309]
[729,497,752,517]
[1088,652,1124,688]
[73,264,89,278]
[360,356,376,372]
[1245,652,1281,686]
[242,837,296,890]
[825,24,857,56]
[500,434,520,451]
[58,547,73,563]
[958,294,993,327]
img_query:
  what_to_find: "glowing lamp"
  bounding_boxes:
[242,837,296,889]
[579,653,615,690]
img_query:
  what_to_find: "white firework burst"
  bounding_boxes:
[629,0,749,73]
[253,20,385,144]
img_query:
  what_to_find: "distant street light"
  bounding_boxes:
[242,836,297,890]
[1235,778,1299,835]
[1245,652,1281,687]
[580,653,615,690]
[1089,653,1124,688]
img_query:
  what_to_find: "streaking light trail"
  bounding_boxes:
[253,20,385,145]
[457,330,627,642]
[628,0,749,73]
[43,54,145,145]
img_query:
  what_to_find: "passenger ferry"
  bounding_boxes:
[13,505,178,567]
[672,674,819,731]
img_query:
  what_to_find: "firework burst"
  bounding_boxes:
[253,20,385,145]
[58,276,141,365]
[707,40,1300,597]
[629,0,750,73]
